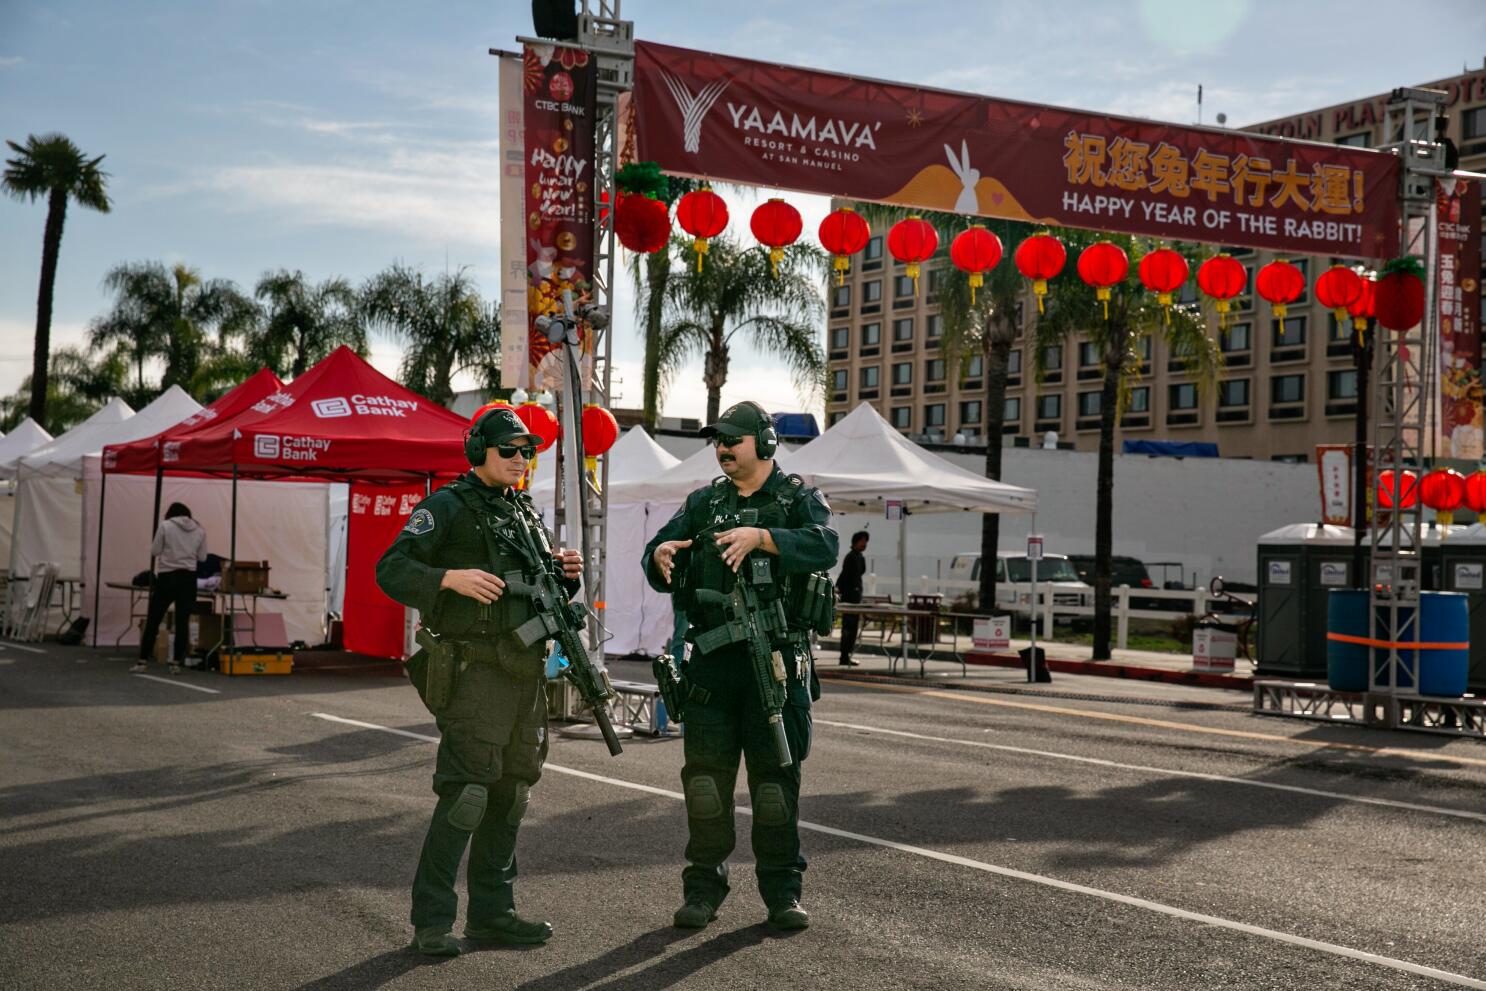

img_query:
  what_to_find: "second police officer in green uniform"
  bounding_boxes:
[376,406,584,957]
[644,402,838,931]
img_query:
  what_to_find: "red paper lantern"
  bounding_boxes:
[1421,468,1468,524]
[1376,469,1419,510]
[613,194,671,254]
[1374,257,1426,332]
[1347,275,1376,334]
[675,188,729,271]
[581,403,620,486]
[749,198,803,276]
[1137,247,1189,323]
[1076,241,1129,319]
[818,207,871,286]
[949,226,1003,304]
[1196,254,1247,327]
[1314,265,1365,324]
[1014,232,1066,313]
[470,400,515,423]
[514,401,559,454]
[887,216,939,295]
[1256,260,1305,319]
[1465,471,1486,523]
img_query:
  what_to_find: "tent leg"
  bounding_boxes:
[149,466,163,572]
[225,465,238,667]
[91,471,107,648]
[899,510,908,670]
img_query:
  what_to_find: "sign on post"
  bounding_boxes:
[1315,444,1353,526]
[885,499,904,521]
[973,616,1011,651]
[1026,535,1044,560]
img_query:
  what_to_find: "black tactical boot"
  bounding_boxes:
[464,913,553,944]
[410,927,462,956]
[767,900,809,930]
[672,898,718,929]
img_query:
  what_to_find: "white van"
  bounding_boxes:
[946,551,1093,618]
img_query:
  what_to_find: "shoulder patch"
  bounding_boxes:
[404,508,436,536]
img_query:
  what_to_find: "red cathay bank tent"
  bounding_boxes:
[102,366,285,475]
[154,346,469,481]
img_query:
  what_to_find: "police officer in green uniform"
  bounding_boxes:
[643,401,838,932]
[377,406,584,957]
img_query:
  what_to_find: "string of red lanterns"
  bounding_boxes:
[949,226,1002,304]
[749,199,802,277]
[1076,241,1129,320]
[887,216,938,296]
[675,188,728,271]
[1136,247,1188,324]
[1013,232,1066,313]
[1314,265,1365,324]
[1255,260,1305,319]
[818,207,871,286]
[1466,471,1486,524]
[1196,254,1246,328]
[1421,468,1468,525]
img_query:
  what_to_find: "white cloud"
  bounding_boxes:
[0,56,23,68]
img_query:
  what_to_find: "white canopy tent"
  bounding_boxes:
[0,399,131,479]
[0,418,54,573]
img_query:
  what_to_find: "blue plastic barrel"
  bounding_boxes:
[1326,589,1369,692]
[1419,591,1469,697]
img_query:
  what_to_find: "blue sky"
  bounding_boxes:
[3,0,1484,418]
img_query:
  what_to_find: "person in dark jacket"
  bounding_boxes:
[834,531,869,666]
[133,503,207,675]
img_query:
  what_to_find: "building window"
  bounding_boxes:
[1013,300,1025,328]
[865,235,884,260]
[894,275,915,298]
[1272,373,1304,404]
[1077,391,1101,417]
[1007,349,1022,375]
[1169,383,1198,410]
[830,326,849,350]
[863,280,882,303]
[1334,132,1370,148]
[893,317,914,342]
[861,322,881,347]
[1273,315,1306,348]
[1041,345,1063,371]
[1221,322,1251,352]
[1292,259,1310,304]
[924,403,946,428]
[926,267,946,296]
[892,361,913,385]
[926,314,943,339]
[1127,386,1150,413]
[965,354,984,378]
[860,366,880,389]
[925,357,946,381]
[828,410,845,426]
[1327,312,1351,343]
[1328,369,1357,400]
[1134,335,1151,362]
[1219,379,1250,407]
[1036,394,1061,420]
[832,285,850,310]
[831,369,848,391]
[1079,340,1100,367]
[1003,397,1021,422]
[960,400,982,424]
[890,405,911,429]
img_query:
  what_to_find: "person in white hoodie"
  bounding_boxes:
[133,502,208,674]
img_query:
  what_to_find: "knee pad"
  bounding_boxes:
[446,783,488,831]
[505,781,531,826]
[753,782,790,826]
[684,775,724,820]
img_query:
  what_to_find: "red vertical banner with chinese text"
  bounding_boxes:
[1438,178,1482,459]
[344,483,423,659]
[523,43,597,382]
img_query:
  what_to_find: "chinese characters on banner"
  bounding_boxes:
[522,44,597,380]
[1315,445,1354,525]
[1437,178,1483,459]
[343,484,424,659]
[633,42,1399,259]
[498,54,529,386]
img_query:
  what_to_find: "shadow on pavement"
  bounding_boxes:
[289,947,447,990]
[514,923,779,991]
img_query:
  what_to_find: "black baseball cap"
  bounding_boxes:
[699,401,770,439]
[477,407,541,447]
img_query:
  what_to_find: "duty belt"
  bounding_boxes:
[444,639,503,665]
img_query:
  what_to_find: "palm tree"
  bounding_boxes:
[1035,232,1221,659]
[627,176,698,431]
[250,269,366,378]
[89,261,256,402]
[3,133,112,424]
[0,344,130,433]
[360,264,501,406]
[659,235,827,424]
[852,204,1038,613]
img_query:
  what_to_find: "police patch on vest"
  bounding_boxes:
[404,508,435,535]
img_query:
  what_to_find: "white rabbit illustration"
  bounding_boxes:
[945,139,980,214]
[528,239,557,281]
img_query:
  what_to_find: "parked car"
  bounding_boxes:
[1066,554,1179,611]
[947,551,1093,622]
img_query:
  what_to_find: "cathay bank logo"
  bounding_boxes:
[660,70,729,154]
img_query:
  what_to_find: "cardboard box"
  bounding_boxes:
[219,651,294,676]
[221,560,270,594]
[1193,627,1237,672]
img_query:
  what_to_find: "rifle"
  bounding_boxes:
[692,537,793,767]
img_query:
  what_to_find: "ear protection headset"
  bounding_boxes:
[742,401,779,459]
[464,409,499,467]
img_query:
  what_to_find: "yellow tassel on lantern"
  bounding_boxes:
[585,454,602,494]
[1332,306,1348,322]
[1215,298,1230,329]
[517,456,536,492]
[1097,286,1111,320]
[693,238,710,272]
[968,272,983,305]
[1439,509,1456,526]
[1273,303,1287,319]
[1034,279,1047,313]
[768,246,784,278]
[1158,291,1173,324]
[833,256,849,286]
[908,261,921,296]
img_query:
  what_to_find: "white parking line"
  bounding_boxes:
[0,641,47,654]
[815,718,1486,824]
[134,673,221,694]
[310,711,1485,990]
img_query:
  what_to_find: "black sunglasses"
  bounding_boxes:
[712,434,744,449]
[495,442,538,460]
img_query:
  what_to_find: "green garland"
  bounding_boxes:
[1380,255,1425,279]
[615,161,670,203]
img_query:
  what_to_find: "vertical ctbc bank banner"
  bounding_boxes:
[633,41,1400,259]
[1437,178,1482,459]
[498,53,529,387]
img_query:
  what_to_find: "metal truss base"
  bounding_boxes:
[1253,679,1486,739]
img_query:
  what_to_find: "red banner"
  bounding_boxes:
[343,483,423,659]
[1438,178,1482,459]
[633,41,1399,259]
[523,43,597,372]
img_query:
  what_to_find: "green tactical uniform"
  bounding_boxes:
[376,461,576,942]
[643,458,838,917]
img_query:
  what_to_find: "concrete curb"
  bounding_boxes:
[961,649,1253,691]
